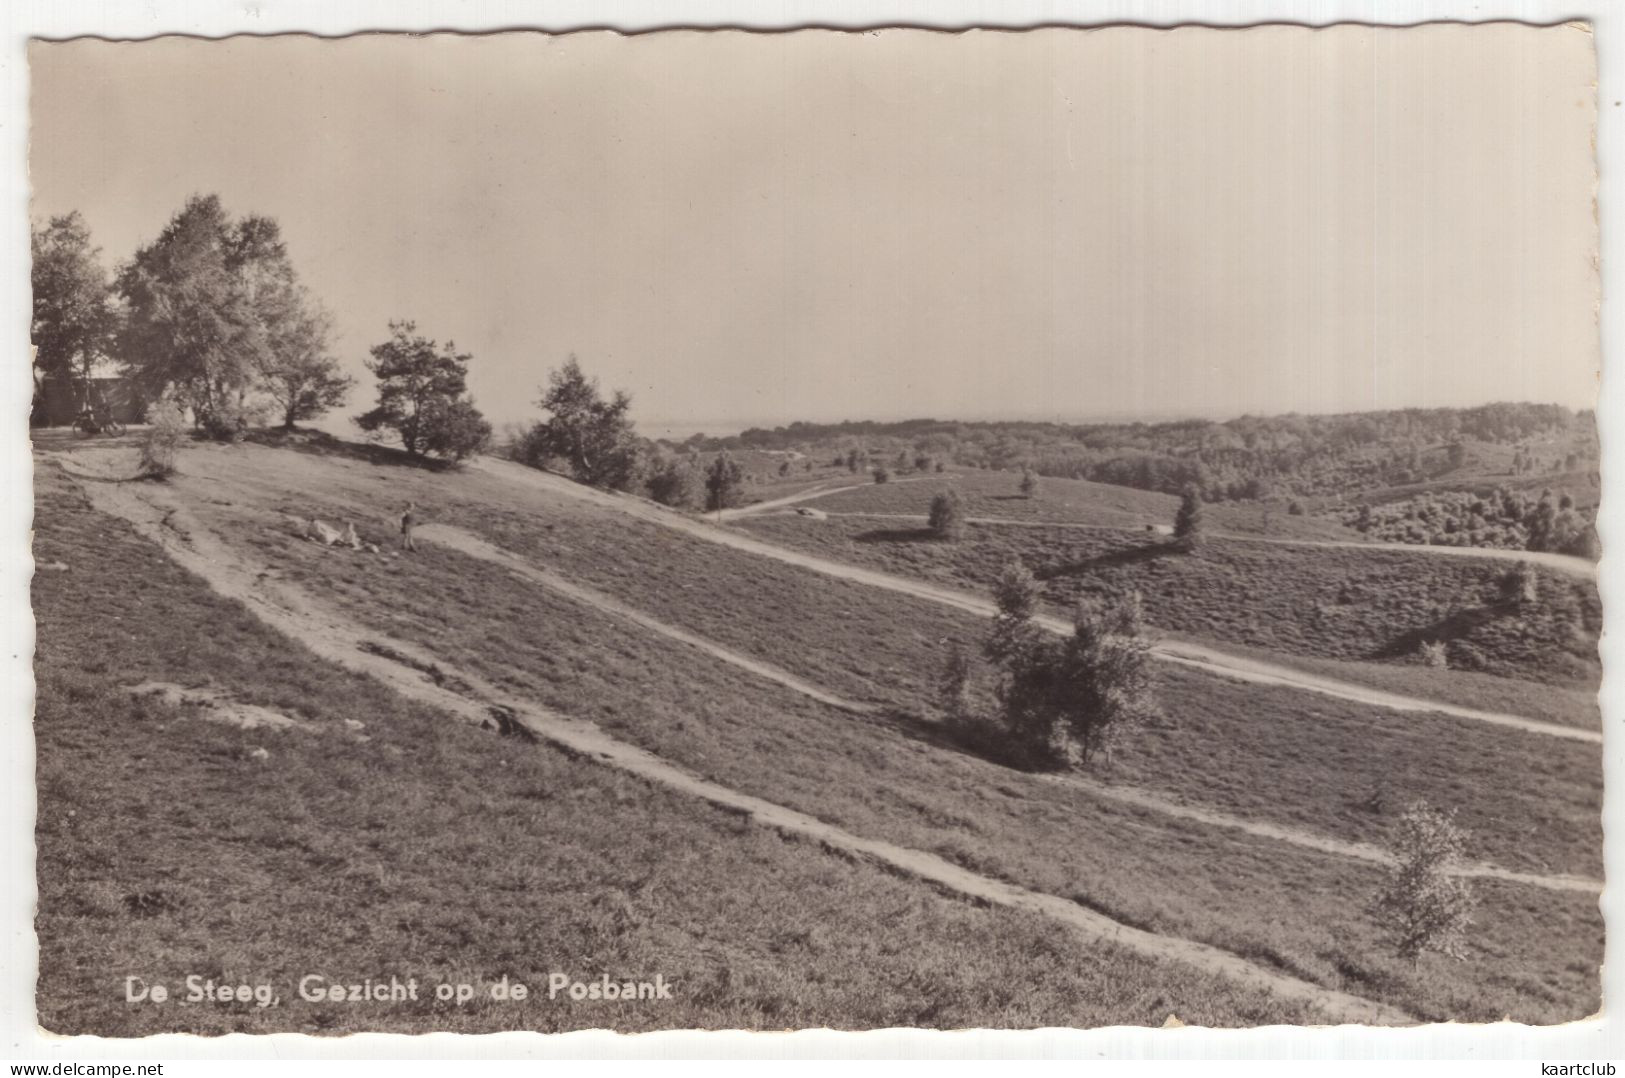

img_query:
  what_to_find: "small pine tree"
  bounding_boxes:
[1173,486,1204,550]
[647,455,697,508]
[1018,465,1038,498]
[987,584,1158,769]
[1498,562,1539,605]
[984,560,1041,667]
[928,488,967,541]
[938,641,973,724]
[873,464,890,484]
[1371,802,1476,967]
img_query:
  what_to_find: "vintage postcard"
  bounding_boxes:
[26,22,1602,1040]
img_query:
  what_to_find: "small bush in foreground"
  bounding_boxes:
[1370,802,1476,967]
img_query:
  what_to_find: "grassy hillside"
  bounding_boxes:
[33,437,1604,1024]
[129,439,1600,870]
[736,514,1600,688]
[36,466,1328,1034]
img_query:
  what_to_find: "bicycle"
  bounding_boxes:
[70,409,125,437]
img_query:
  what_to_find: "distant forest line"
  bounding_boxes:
[672,403,1597,504]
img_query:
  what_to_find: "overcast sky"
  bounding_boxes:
[29,25,1600,434]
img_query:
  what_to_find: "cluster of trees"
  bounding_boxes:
[940,562,1159,770]
[1343,487,1599,557]
[34,198,355,438]
[31,212,120,418]
[510,357,759,511]
[829,446,944,481]
[32,197,493,461]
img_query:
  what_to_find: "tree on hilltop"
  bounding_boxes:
[355,320,490,460]
[117,195,345,440]
[253,291,353,429]
[518,357,640,490]
[117,195,270,437]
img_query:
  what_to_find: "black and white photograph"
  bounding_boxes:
[16,11,1611,1053]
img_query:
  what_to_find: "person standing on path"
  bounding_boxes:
[400,502,417,552]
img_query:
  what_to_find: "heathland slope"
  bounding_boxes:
[33,433,1604,1026]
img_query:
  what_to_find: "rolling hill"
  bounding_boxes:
[32,429,1603,1031]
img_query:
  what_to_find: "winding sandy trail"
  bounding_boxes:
[62,464,1410,1026]
[792,510,1597,580]
[417,522,873,715]
[715,475,942,522]
[472,459,1599,745]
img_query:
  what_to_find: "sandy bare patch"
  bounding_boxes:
[123,681,315,732]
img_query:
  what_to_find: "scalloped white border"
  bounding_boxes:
[2,1,1617,1065]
